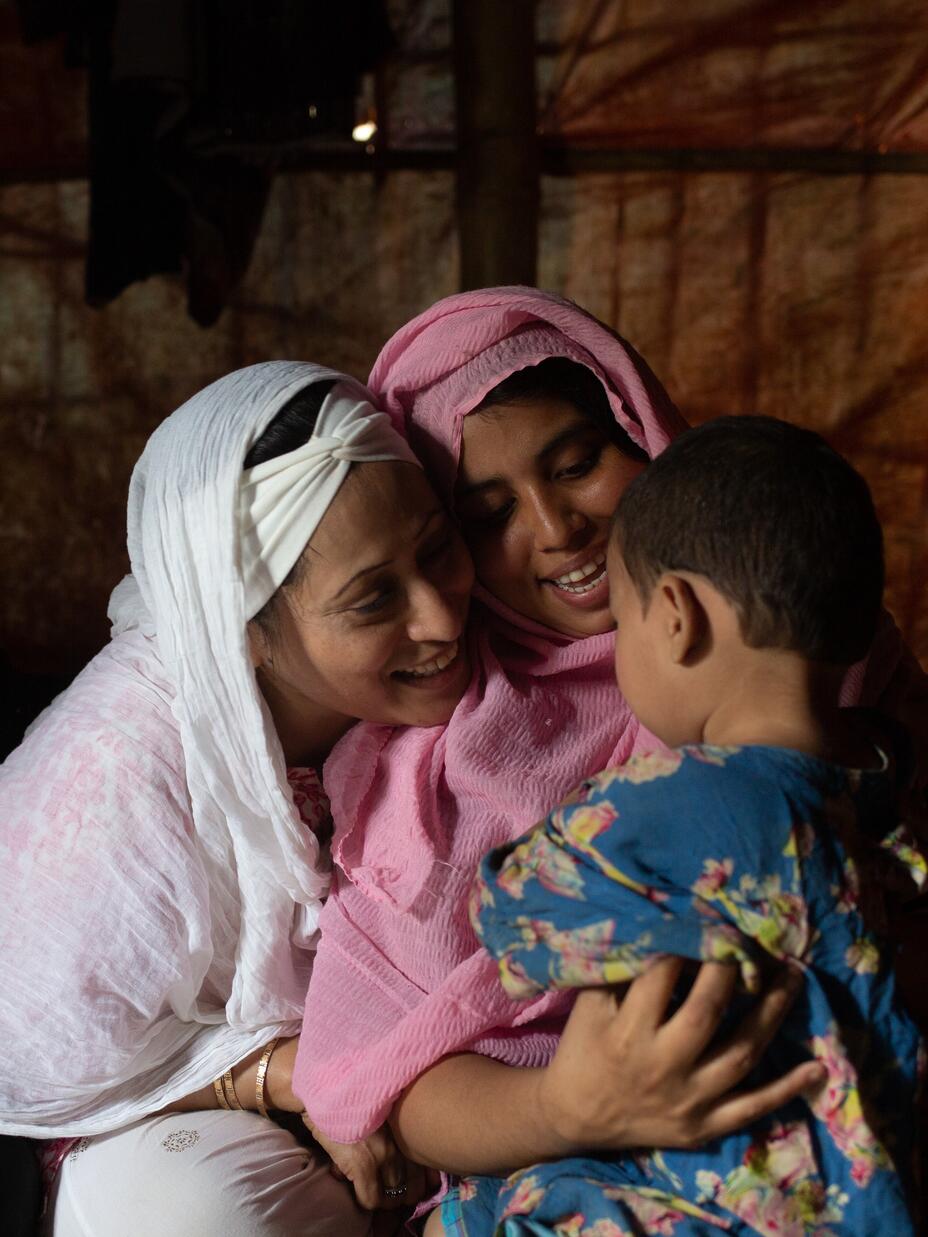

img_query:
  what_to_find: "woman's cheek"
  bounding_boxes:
[472,539,517,601]
[364,627,400,685]
[320,624,386,702]
[597,458,646,511]
[452,542,477,599]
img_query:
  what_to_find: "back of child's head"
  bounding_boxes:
[613,415,884,665]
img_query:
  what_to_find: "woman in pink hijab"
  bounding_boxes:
[294,288,925,1198]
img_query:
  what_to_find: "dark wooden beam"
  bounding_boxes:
[452,0,539,290]
[542,146,928,176]
[7,146,928,188]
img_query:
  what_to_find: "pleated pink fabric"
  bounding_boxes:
[294,287,915,1141]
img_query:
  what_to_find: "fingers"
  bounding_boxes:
[349,1149,383,1211]
[744,964,804,1044]
[397,1157,429,1209]
[302,1119,387,1211]
[699,1059,826,1142]
[696,965,802,1097]
[565,986,620,1030]
[377,1138,411,1210]
[357,1127,430,1211]
[607,957,684,1034]
[378,1155,427,1210]
[657,961,738,1064]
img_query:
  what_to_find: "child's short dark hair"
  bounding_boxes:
[613,415,884,665]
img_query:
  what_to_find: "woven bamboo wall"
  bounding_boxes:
[2,0,926,677]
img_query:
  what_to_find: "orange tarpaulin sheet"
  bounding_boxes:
[0,0,926,669]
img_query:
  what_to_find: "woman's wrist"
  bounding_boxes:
[535,1062,602,1156]
[393,1056,579,1176]
[156,1036,301,1117]
[224,1035,301,1114]
[262,1035,302,1113]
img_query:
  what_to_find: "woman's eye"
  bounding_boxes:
[556,448,601,480]
[470,498,515,528]
[352,589,393,616]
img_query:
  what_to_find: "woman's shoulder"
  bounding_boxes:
[1,631,189,826]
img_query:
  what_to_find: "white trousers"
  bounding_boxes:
[46,1110,373,1237]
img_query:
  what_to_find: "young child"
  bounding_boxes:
[440,416,924,1236]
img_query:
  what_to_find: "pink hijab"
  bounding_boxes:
[293,287,909,1140]
[293,289,685,1139]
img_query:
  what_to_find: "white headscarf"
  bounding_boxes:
[0,362,419,1136]
[239,378,419,619]
[111,361,417,1024]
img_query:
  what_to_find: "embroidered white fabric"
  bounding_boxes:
[47,1111,370,1236]
[0,362,415,1137]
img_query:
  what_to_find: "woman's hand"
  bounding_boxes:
[538,957,826,1152]
[303,1117,429,1211]
[271,1042,430,1209]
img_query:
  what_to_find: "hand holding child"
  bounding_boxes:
[538,957,825,1153]
[303,1115,429,1211]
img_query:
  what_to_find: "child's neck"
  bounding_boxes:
[699,653,878,769]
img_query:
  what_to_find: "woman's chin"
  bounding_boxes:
[533,585,616,639]
[389,649,471,725]
[549,608,616,638]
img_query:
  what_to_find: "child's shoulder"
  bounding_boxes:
[566,745,800,822]
[583,744,745,795]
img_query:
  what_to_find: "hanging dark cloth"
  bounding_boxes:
[16,1,392,325]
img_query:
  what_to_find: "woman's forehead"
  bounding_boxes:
[458,397,600,483]
[308,461,439,565]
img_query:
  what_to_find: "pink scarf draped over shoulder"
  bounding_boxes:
[293,287,917,1141]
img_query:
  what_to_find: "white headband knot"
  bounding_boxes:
[239,380,419,619]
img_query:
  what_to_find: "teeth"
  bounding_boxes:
[552,553,607,593]
[399,641,459,679]
[556,576,604,595]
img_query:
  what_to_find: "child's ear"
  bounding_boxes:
[655,573,708,665]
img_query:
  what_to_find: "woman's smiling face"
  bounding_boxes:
[455,395,646,638]
[254,461,474,731]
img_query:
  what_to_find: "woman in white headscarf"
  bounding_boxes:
[0,362,475,1236]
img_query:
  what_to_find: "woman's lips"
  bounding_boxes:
[541,552,610,610]
[392,641,468,691]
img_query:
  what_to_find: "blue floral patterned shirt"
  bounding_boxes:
[454,745,924,1236]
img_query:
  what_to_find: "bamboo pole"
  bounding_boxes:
[452,0,539,290]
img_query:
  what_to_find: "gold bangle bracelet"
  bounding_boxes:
[255,1037,279,1119]
[213,1075,232,1111]
[221,1068,243,1111]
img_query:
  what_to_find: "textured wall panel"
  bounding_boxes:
[2,0,927,678]
[537,0,928,151]
[540,170,928,657]
[0,171,456,674]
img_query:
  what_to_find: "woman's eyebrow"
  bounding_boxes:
[458,421,595,499]
[537,420,596,461]
[457,477,503,501]
[331,559,391,600]
[331,508,444,600]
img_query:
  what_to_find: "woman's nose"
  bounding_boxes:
[521,487,583,551]
[406,579,464,645]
